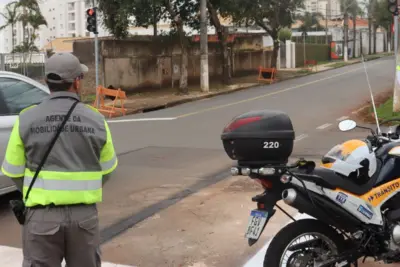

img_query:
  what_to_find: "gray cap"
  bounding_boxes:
[45,52,88,83]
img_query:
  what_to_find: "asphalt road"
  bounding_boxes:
[0,56,395,266]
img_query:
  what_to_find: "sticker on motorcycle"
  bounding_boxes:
[357,205,373,219]
[335,192,347,204]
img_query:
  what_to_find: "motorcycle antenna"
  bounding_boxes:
[361,54,381,135]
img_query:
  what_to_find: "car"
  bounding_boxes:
[0,71,50,196]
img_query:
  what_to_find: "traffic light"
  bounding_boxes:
[388,0,399,16]
[86,8,98,34]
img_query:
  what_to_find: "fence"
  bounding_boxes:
[0,52,46,81]
[295,43,330,67]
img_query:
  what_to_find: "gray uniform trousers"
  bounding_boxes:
[22,204,101,267]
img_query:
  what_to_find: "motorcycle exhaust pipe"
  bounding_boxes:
[282,188,302,206]
[282,188,318,216]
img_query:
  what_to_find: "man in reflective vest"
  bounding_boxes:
[1,52,118,267]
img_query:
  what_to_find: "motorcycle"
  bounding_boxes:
[220,55,400,266]
[221,110,400,267]
[221,110,400,266]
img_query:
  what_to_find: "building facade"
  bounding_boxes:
[301,0,341,18]
[0,0,110,53]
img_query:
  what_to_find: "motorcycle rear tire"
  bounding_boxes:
[263,218,353,267]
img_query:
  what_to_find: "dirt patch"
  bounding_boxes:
[353,89,392,123]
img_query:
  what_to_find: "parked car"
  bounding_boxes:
[0,71,50,196]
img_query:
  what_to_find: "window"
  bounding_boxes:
[60,24,63,29]
[68,23,75,31]
[85,32,90,37]
[0,78,48,115]
[68,12,75,21]
[68,2,75,11]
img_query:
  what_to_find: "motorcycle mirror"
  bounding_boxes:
[338,119,357,132]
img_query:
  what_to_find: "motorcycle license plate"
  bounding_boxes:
[245,209,268,240]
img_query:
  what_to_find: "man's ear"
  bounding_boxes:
[73,79,80,90]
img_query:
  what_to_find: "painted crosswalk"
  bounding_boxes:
[0,245,135,267]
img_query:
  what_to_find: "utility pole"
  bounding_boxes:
[389,0,400,111]
[343,12,349,62]
[325,3,328,44]
[87,3,100,107]
[200,0,209,92]
[394,15,400,111]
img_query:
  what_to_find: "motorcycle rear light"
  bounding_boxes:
[280,175,292,184]
[223,116,262,132]
[255,179,273,189]
[257,203,265,209]
[241,167,251,176]
[259,167,275,176]
[230,167,240,176]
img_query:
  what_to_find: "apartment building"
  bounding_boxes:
[301,0,341,18]
[39,0,109,46]
[0,0,110,53]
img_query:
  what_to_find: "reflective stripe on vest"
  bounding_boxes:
[100,154,117,174]
[1,159,25,177]
[23,169,103,207]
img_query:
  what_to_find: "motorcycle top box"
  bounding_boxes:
[221,110,295,166]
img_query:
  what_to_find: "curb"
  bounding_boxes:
[123,54,392,116]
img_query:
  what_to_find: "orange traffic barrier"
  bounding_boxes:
[257,67,277,84]
[93,86,127,118]
[304,59,318,71]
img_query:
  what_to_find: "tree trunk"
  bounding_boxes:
[344,12,349,62]
[352,15,356,58]
[206,0,231,85]
[384,29,388,52]
[152,2,157,36]
[373,25,377,54]
[179,45,188,94]
[368,17,372,55]
[271,39,279,68]
[11,23,14,59]
[163,0,188,94]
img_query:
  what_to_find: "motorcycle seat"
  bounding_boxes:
[292,167,374,196]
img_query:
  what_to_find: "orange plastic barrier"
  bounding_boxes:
[304,59,318,71]
[257,67,277,84]
[93,86,127,118]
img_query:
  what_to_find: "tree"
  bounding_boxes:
[225,0,303,68]
[340,0,359,61]
[350,4,363,58]
[205,0,232,85]
[373,0,392,52]
[297,12,324,65]
[0,2,19,53]
[14,0,41,44]
[363,0,376,55]
[98,0,198,94]
[278,27,292,42]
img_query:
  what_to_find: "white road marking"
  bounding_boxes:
[316,123,332,130]
[351,105,369,114]
[295,134,308,142]
[243,213,314,267]
[107,117,177,123]
[0,245,135,267]
[336,116,349,121]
